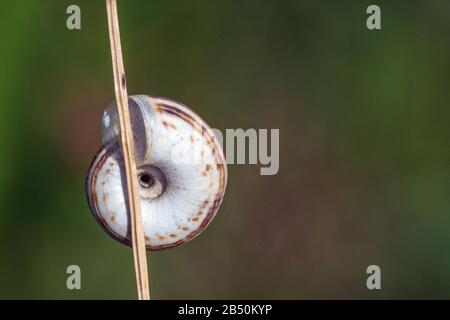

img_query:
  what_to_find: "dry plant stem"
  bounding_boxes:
[106,0,150,300]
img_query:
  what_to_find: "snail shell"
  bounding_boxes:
[86,95,227,250]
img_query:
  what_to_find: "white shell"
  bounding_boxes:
[86,95,227,250]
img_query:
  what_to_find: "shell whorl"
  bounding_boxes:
[86,95,227,250]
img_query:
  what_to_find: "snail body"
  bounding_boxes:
[86,95,227,250]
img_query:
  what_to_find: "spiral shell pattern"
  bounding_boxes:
[86,95,227,250]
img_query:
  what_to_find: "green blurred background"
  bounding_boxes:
[0,0,448,299]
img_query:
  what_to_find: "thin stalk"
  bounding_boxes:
[105,0,150,300]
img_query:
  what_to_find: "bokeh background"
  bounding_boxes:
[0,0,448,299]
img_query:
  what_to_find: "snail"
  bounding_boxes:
[86,95,227,250]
